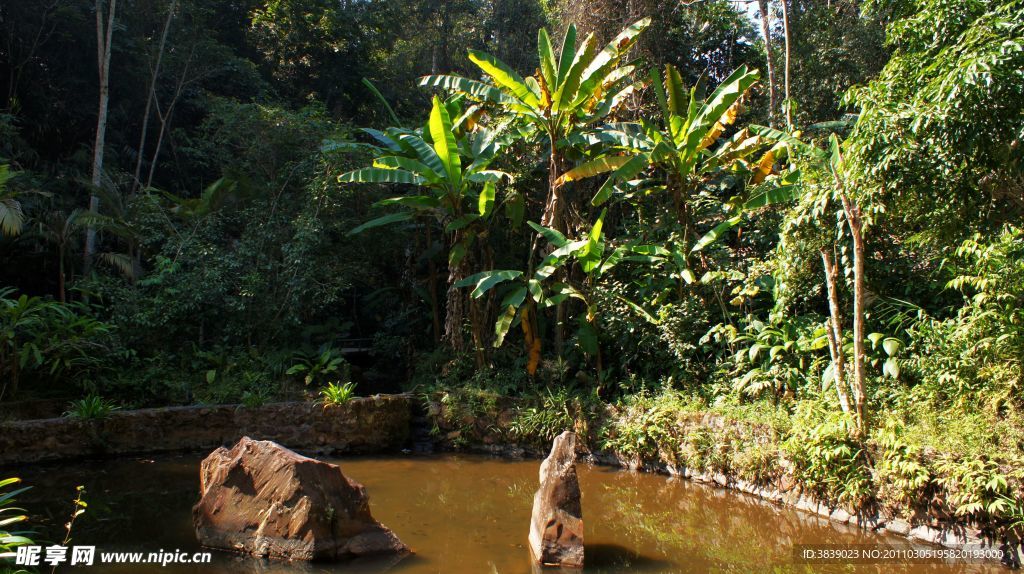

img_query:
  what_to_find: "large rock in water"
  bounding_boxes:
[192,437,409,561]
[529,431,583,568]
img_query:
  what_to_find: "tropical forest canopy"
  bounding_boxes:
[2,0,1024,522]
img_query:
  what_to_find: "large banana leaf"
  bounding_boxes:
[376,196,441,210]
[664,65,687,117]
[494,287,528,347]
[373,156,442,183]
[743,184,798,210]
[591,153,649,206]
[578,209,606,274]
[580,17,651,87]
[690,182,800,252]
[553,33,599,113]
[555,155,633,187]
[455,269,524,298]
[749,125,827,159]
[537,28,557,89]
[556,25,577,86]
[467,50,539,108]
[478,182,495,217]
[348,212,416,235]
[398,135,447,180]
[691,65,759,139]
[691,215,743,253]
[428,96,462,186]
[418,75,510,104]
[338,168,426,185]
[527,221,568,248]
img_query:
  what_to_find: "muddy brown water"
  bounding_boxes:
[12,453,1003,573]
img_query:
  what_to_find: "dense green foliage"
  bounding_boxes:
[2,0,1024,547]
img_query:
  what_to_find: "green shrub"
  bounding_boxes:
[318,382,357,406]
[873,422,932,518]
[0,288,117,402]
[934,456,1023,535]
[782,402,873,508]
[509,387,597,447]
[63,395,120,420]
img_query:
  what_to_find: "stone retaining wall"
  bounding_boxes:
[0,395,411,468]
[423,397,1020,567]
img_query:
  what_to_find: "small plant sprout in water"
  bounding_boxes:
[53,485,87,573]
[318,382,357,407]
[63,395,120,420]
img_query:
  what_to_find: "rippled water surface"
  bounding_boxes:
[15,453,1000,573]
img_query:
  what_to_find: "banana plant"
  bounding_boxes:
[555,64,812,283]
[454,210,660,376]
[420,20,649,366]
[420,18,650,236]
[339,95,515,351]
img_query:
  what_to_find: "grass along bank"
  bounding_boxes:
[420,384,1024,559]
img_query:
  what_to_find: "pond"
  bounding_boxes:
[16,453,993,573]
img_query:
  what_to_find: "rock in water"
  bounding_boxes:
[529,431,583,568]
[193,437,409,561]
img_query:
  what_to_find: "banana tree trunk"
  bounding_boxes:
[444,230,467,352]
[541,145,567,355]
[541,148,566,233]
[426,226,441,344]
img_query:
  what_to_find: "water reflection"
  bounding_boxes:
[12,454,992,573]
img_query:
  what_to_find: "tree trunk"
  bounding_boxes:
[85,0,117,273]
[145,46,192,189]
[444,231,466,352]
[541,147,566,233]
[780,0,793,129]
[756,0,778,127]
[820,248,851,415]
[840,193,867,437]
[541,145,567,355]
[427,226,441,344]
[132,0,176,194]
[58,244,66,304]
[8,340,19,399]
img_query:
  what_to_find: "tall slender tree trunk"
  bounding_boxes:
[85,0,117,273]
[444,230,467,352]
[831,145,867,436]
[145,47,192,189]
[541,146,566,233]
[840,193,867,436]
[58,244,66,303]
[427,226,441,344]
[780,0,793,129]
[756,0,778,127]
[820,248,851,415]
[7,341,19,399]
[132,0,176,194]
[541,143,568,355]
